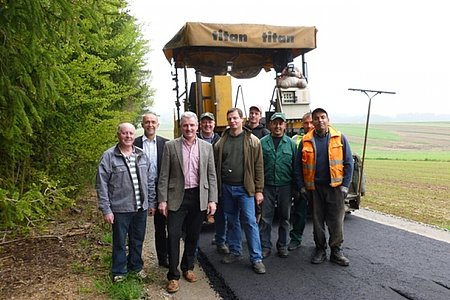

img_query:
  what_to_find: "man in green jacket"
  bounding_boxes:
[259,112,297,258]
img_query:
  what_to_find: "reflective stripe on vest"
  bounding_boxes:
[302,127,344,190]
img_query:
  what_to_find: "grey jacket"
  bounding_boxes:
[158,137,218,212]
[96,145,156,215]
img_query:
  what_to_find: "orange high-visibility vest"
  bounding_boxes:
[301,127,344,190]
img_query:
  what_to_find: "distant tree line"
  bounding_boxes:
[0,0,152,231]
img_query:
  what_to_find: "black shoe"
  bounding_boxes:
[278,248,289,258]
[311,248,327,264]
[158,258,169,268]
[288,240,301,251]
[330,248,350,266]
[216,243,230,254]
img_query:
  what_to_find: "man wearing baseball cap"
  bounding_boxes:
[198,112,220,145]
[197,112,221,227]
[259,112,297,258]
[244,105,270,139]
[244,105,270,223]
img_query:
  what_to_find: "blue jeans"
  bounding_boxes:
[260,185,292,251]
[222,184,263,263]
[112,210,147,276]
[214,196,241,246]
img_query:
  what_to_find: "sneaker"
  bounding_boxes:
[217,243,230,254]
[288,240,301,251]
[330,248,350,266]
[262,248,271,258]
[221,253,244,264]
[183,270,198,282]
[252,261,266,274]
[166,280,179,293]
[112,275,126,283]
[135,269,147,279]
[278,248,289,258]
[311,248,327,264]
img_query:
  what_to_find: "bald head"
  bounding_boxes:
[117,123,136,148]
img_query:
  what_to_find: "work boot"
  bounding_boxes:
[216,243,230,254]
[221,253,244,264]
[252,261,266,274]
[311,247,327,264]
[288,240,301,251]
[278,248,289,258]
[330,247,350,266]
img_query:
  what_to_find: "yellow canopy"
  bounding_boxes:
[163,22,317,78]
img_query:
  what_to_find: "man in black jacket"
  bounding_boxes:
[244,105,270,139]
[134,112,169,268]
[244,105,269,222]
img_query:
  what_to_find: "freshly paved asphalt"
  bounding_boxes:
[197,214,450,300]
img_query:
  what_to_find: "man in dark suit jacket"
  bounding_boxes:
[158,111,217,294]
[134,112,169,268]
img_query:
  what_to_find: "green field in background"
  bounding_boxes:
[362,160,450,230]
[335,122,450,161]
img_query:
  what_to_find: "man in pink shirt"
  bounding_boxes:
[157,111,218,293]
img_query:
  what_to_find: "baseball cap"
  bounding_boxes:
[270,112,286,122]
[200,112,215,121]
[249,105,263,113]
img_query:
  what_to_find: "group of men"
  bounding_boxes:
[96,105,354,294]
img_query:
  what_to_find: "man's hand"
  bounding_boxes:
[158,201,168,217]
[340,186,349,199]
[148,208,156,216]
[255,192,264,205]
[207,202,217,216]
[300,187,307,195]
[103,213,114,224]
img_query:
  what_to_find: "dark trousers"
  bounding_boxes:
[311,185,345,250]
[289,191,309,243]
[167,188,206,280]
[153,209,168,263]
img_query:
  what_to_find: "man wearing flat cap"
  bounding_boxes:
[259,112,297,258]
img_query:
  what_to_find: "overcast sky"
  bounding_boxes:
[127,0,450,124]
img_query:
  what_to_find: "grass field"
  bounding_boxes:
[336,122,450,161]
[335,122,450,230]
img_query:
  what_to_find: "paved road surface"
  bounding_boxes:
[197,209,450,300]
